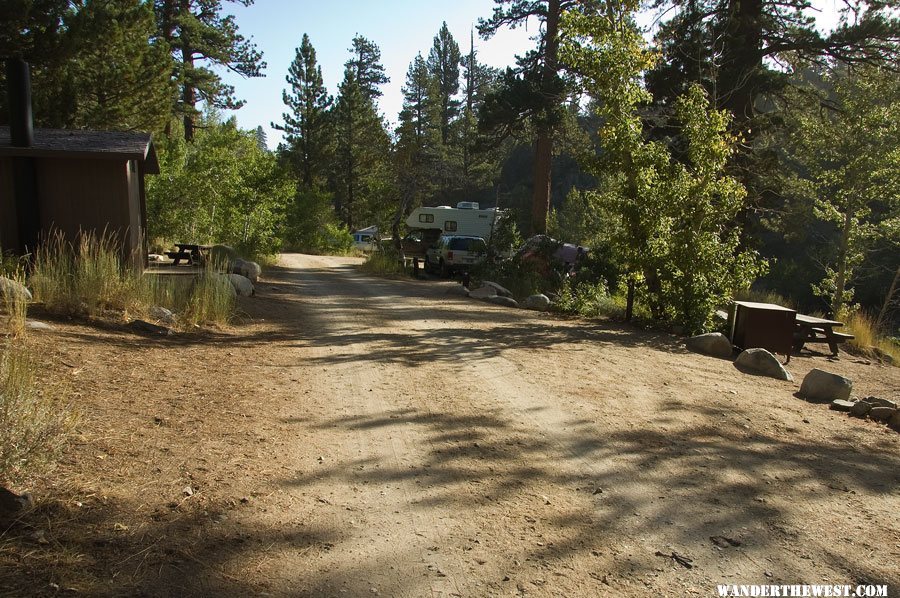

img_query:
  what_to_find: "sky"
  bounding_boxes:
[218,0,535,149]
[218,0,846,150]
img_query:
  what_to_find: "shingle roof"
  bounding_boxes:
[0,127,159,173]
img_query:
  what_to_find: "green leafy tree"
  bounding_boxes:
[154,0,265,140]
[457,30,502,200]
[147,115,292,255]
[561,0,764,332]
[272,33,333,189]
[783,63,900,316]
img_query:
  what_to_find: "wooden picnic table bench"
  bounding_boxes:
[793,314,854,356]
[166,243,210,266]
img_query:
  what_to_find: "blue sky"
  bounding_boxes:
[218,0,535,149]
[218,0,845,149]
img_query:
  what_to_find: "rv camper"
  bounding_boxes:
[406,202,500,240]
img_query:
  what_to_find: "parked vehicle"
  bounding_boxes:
[406,202,501,242]
[351,226,378,252]
[389,228,442,258]
[424,235,487,277]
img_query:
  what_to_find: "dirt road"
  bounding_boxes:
[6,254,900,596]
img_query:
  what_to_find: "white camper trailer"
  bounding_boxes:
[406,202,501,240]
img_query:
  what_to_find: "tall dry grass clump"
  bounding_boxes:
[183,259,235,327]
[0,342,76,486]
[842,310,899,363]
[29,231,234,328]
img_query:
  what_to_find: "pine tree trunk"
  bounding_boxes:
[875,265,899,331]
[530,0,561,236]
[831,207,853,316]
[531,133,552,234]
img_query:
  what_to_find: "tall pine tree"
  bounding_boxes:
[426,22,462,145]
[154,0,265,140]
[331,67,391,231]
[345,35,389,103]
[272,33,332,189]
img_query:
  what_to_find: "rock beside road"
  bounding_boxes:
[481,281,513,298]
[228,274,255,297]
[798,368,852,403]
[469,285,497,299]
[829,399,856,412]
[734,348,793,381]
[488,296,519,308]
[685,332,733,359]
[523,294,551,311]
[0,277,31,302]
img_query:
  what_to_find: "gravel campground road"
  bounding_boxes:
[6,253,899,597]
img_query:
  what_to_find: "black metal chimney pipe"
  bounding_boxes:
[5,58,41,257]
[6,59,34,147]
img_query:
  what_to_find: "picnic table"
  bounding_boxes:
[165,243,210,266]
[793,314,854,356]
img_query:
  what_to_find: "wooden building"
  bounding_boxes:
[0,59,159,266]
[0,127,159,263]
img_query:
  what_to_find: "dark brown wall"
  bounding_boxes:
[1,156,146,263]
[36,158,133,250]
[0,158,19,252]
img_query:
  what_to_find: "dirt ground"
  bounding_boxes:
[2,253,899,597]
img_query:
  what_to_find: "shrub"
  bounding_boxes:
[0,342,76,486]
[359,247,407,277]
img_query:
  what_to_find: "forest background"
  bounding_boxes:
[1,0,898,335]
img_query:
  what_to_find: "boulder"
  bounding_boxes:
[228,274,255,297]
[798,368,852,403]
[481,281,513,298]
[0,277,31,302]
[870,347,895,365]
[0,487,33,520]
[849,401,872,418]
[445,285,470,297]
[860,396,897,410]
[130,319,173,336]
[523,294,551,311]
[869,406,896,422]
[685,332,733,359]
[734,348,794,381]
[469,285,497,299]
[829,399,856,412]
[149,306,176,325]
[889,411,900,431]
[231,258,262,283]
[24,320,53,331]
[487,295,519,308]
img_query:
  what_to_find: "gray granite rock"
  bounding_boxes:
[798,368,852,403]
[734,348,793,381]
[685,333,733,359]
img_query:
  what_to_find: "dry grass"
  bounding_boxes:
[1,272,29,339]
[0,341,77,487]
[359,251,408,277]
[842,310,900,363]
[29,231,234,328]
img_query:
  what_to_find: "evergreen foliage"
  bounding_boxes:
[272,33,333,189]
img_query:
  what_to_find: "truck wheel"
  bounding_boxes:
[439,259,450,278]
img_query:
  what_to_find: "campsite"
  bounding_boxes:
[2,0,899,596]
